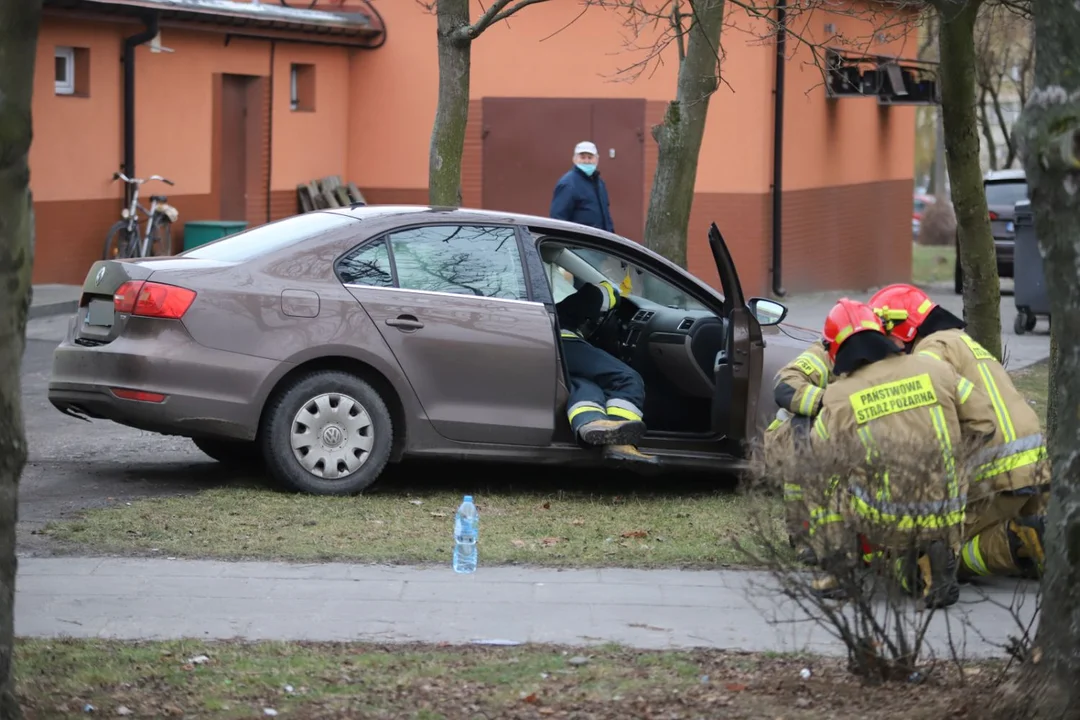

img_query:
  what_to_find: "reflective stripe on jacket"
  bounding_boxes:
[773,341,835,419]
[913,329,1048,497]
[809,352,998,543]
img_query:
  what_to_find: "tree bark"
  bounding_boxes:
[997,0,1080,714]
[978,85,998,170]
[932,109,947,200]
[935,0,1002,361]
[0,1,41,718]
[428,0,472,207]
[642,0,726,268]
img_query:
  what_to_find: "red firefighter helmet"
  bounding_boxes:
[822,298,886,362]
[868,283,938,344]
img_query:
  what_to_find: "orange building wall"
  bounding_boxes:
[31,1,915,296]
[31,16,353,283]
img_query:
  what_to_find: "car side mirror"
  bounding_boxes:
[747,297,787,326]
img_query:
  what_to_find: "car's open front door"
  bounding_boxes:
[707,223,764,451]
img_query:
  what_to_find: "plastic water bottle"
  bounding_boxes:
[453,495,478,574]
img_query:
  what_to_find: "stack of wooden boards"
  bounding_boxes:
[297,176,367,213]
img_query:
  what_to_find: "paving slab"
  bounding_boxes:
[28,284,81,320]
[15,557,1037,659]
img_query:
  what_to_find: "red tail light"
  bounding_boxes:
[988,211,999,221]
[114,281,196,319]
[111,388,167,403]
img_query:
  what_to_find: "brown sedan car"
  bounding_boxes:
[49,206,812,495]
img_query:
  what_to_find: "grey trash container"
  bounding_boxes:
[1013,199,1050,335]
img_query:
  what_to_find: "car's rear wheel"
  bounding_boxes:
[192,437,262,467]
[261,371,393,495]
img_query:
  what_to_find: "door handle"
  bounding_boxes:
[385,315,424,331]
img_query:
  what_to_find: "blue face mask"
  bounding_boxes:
[575,163,597,177]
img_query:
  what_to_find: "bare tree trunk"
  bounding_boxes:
[0,1,42,717]
[996,0,1080,715]
[428,0,471,207]
[932,109,947,199]
[642,0,725,268]
[935,0,1002,361]
[978,86,998,170]
[987,84,1016,167]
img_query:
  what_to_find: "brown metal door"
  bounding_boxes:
[591,98,646,242]
[482,98,646,241]
[482,97,593,219]
[220,75,249,221]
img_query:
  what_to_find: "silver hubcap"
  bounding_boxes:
[290,392,374,479]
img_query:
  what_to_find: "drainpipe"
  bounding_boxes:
[267,40,276,223]
[122,10,160,206]
[770,0,787,297]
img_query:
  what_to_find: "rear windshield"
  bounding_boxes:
[984,181,1028,208]
[181,213,356,262]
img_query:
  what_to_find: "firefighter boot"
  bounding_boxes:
[578,419,647,447]
[1007,516,1046,580]
[896,541,960,609]
[601,444,660,467]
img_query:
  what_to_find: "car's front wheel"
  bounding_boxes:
[261,370,393,495]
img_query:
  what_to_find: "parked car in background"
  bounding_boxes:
[954,169,1028,294]
[912,192,936,239]
[49,207,810,495]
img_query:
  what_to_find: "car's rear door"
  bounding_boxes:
[339,223,558,446]
[707,223,763,449]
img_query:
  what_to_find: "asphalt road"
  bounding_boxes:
[19,318,241,555]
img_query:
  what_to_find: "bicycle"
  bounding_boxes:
[103,171,180,260]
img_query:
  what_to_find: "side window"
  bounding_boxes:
[337,239,394,287]
[389,225,528,300]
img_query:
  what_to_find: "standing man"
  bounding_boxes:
[550,141,614,233]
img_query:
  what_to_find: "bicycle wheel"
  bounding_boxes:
[103,221,138,260]
[147,217,173,257]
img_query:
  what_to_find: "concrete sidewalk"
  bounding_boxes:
[29,284,80,320]
[17,557,1037,659]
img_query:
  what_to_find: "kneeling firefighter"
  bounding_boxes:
[556,279,655,465]
[869,283,1049,580]
[807,299,998,608]
[765,339,834,563]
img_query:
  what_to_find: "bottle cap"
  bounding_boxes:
[463,495,473,503]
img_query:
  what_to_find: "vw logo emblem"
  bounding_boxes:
[321,426,344,446]
[95,267,106,286]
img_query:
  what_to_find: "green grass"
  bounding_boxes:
[1008,360,1049,429]
[911,243,956,286]
[44,486,784,568]
[15,638,996,719]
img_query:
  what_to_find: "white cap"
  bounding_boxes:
[574,141,598,155]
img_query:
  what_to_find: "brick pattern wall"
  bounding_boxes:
[780,178,912,294]
[686,192,771,297]
[270,190,299,221]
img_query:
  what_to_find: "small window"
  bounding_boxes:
[337,240,394,287]
[389,225,528,300]
[289,63,315,112]
[55,47,75,95]
[55,46,89,97]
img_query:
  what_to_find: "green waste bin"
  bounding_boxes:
[182,220,249,251]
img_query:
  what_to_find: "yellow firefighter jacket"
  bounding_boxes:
[913,329,1047,498]
[809,352,998,546]
[772,340,835,420]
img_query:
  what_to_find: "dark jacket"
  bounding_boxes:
[550,166,614,233]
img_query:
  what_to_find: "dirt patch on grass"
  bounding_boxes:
[17,639,1002,720]
[43,488,784,568]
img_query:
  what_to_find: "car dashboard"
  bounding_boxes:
[612,296,727,399]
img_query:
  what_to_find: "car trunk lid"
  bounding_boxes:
[74,258,229,346]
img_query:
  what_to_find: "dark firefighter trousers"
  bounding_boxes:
[562,336,646,435]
